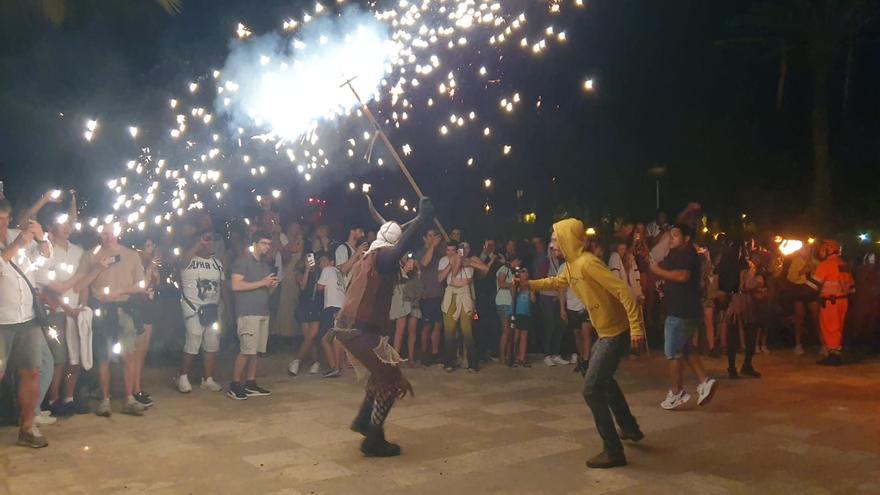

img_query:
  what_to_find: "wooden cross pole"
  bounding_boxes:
[342,78,449,240]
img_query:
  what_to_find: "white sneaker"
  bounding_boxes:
[794,344,805,355]
[552,355,569,366]
[660,390,691,410]
[288,359,301,376]
[309,362,320,374]
[200,377,223,392]
[570,353,579,364]
[178,374,192,393]
[34,411,57,426]
[696,378,717,406]
[543,356,556,367]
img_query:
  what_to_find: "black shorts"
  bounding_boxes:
[140,298,160,326]
[296,298,323,323]
[512,314,532,332]
[319,307,340,335]
[566,309,589,330]
[421,297,443,324]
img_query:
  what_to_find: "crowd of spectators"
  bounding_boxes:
[1,185,878,449]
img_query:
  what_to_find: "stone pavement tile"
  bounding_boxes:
[425,435,581,475]
[395,413,455,430]
[762,423,819,440]
[479,400,539,415]
[536,417,592,433]
[567,468,640,494]
[2,352,878,494]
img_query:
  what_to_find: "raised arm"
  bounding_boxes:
[375,198,435,274]
[16,190,61,228]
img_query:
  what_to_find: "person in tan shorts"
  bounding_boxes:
[228,231,277,400]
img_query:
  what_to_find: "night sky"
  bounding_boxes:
[1,0,878,239]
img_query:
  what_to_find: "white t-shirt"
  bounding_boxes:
[44,241,85,310]
[318,266,346,309]
[336,243,358,288]
[559,262,584,311]
[438,256,474,284]
[181,256,224,305]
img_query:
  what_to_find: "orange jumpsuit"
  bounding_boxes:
[813,254,852,351]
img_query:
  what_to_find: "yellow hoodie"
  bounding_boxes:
[528,218,644,338]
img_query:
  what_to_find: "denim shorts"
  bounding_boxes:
[664,316,699,360]
[496,305,512,321]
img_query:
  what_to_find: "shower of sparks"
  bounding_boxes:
[74,0,586,233]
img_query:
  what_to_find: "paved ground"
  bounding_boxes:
[1,349,879,495]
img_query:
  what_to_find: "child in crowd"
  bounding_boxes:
[511,268,535,368]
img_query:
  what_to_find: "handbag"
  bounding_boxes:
[9,261,49,328]
[183,297,220,327]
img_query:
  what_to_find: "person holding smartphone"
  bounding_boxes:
[289,252,323,376]
[228,231,277,400]
[437,241,476,372]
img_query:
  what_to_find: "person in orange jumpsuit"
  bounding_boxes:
[813,240,853,366]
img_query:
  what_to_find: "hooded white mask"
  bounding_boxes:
[365,221,402,255]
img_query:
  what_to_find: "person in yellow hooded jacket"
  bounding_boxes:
[522,218,645,469]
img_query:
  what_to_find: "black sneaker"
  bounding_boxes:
[244,381,271,397]
[727,367,739,379]
[618,428,645,442]
[586,451,627,469]
[226,382,248,400]
[134,392,154,408]
[816,353,843,366]
[739,366,762,378]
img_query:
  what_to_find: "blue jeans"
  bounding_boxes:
[664,316,699,360]
[582,331,639,457]
[35,334,54,416]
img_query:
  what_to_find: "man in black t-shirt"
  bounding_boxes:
[649,224,717,411]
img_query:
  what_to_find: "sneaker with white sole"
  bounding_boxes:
[288,359,301,376]
[309,362,321,374]
[34,411,57,426]
[178,374,192,393]
[552,355,569,366]
[16,426,48,448]
[322,369,342,378]
[543,356,556,367]
[570,353,579,364]
[244,381,271,397]
[122,399,146,416]
[696,378,717,406]
[96,399,112,417]
[660,390,691,410]
[200,377,223,392]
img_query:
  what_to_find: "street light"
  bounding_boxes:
[647,166,667,209]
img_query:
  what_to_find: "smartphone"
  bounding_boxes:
[271,266,279,277]
[306,253,316,267]
[109,254,122,265]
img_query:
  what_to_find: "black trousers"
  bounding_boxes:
[727,322,756,370]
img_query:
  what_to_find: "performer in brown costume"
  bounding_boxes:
[332,196,435,457]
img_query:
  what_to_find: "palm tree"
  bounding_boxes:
[722,0,878,229]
